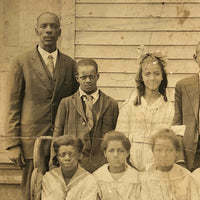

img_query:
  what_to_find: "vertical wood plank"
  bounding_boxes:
[0,0,3,47]
[60,0,76,58]
[3,0,20,46]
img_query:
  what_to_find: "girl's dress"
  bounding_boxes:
[93,163,141,200]
[192,168,200,195]
[141,164,200,200]
[116,92,174,170]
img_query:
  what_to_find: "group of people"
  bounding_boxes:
[6,11,200,200]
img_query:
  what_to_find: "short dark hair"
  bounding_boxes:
[75,59,98,75]
[151,128,181,152]
[101,130,131,152]
[52,135,83,166]
[36,11,60,27]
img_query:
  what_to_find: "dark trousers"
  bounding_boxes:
[22,159,34,200]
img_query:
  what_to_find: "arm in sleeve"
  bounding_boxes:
[173,82,185,163]
[71,60,79,94]
[6,58,25,150]
[50,99,67,168]
[115,101,131,137]
[112,101,119,129]
[53,99,67,137]
[173,82,183,125]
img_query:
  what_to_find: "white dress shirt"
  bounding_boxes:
[38,45,58,67]
[79,88,99,105]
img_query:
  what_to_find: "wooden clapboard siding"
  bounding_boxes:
[76,18,200,31]
[76,32,200,45]
[99,87,175,101]
[76,45,196,59]
[76,0,200,3]
[76,59,198,73]
[98,73,192,87]
[76,3,200,18]
[75,1,200,106]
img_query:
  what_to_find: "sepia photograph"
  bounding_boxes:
[1,0,200,199]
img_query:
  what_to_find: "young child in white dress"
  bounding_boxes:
[116,51,176,171]
[93,131,141,200]
[141,129,200,200]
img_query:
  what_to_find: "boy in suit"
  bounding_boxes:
[52,59,119,172]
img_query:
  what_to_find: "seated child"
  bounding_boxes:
[192,168,200,194]
[42,135,97,200]
[141,128,200,200]
[93,130,141,200]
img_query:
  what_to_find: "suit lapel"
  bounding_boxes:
[52,51,68,99]
[95,91,111,123]
[185,74,199,121]
[30,47,53,93]
[72,91,87,122]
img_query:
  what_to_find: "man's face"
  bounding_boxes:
[35,13,61,52]
[76,65,99,94]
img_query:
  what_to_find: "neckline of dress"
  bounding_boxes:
[141,95,165,110]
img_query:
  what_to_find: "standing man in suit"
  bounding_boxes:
[52,58,119,172]
[6,12,78,200]
[173,42,200,171]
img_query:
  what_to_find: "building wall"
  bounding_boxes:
[75,0,200,105]
[0,0,200,196]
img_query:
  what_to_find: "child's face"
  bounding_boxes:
[104,140,129,170]
[57,145,80,171]
[153,138,176,169]
[142,63,163,92]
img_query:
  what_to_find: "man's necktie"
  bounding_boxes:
[46,55,54,78]
[83,95,94,131]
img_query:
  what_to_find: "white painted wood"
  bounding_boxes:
[75,45,196,59]
[76,32,200,45]
[76,3,200,18]
[76,58,198,73]
[76,18,200,31]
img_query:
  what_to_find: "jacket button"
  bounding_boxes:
[82,122,86,126]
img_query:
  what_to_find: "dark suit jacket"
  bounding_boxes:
[53,90,119,172]
[173,74,199,170]
[7,46,79,159]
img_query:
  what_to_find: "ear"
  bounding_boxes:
[104,150,107,158]
[58,28,61,37]
[35,26,39,36]
[126,151,130,159]
[75,75,79,82]
[96,73,100,80]
[78,153,83,162]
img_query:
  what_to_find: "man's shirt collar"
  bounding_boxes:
[38,45,58,66]
[79,88,99,104]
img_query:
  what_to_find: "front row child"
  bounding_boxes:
[93,131,141,200]
[140,129,200,200]
[42,135,97,200]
